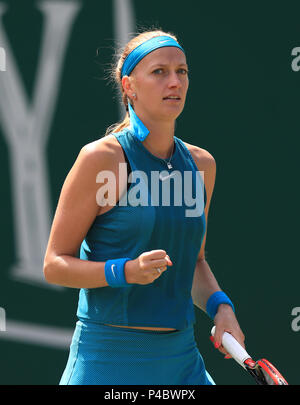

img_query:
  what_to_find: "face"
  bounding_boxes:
[123,46,189,122]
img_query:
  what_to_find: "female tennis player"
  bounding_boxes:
[43,29,245,385]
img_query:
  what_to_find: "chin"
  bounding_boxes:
[161,103,185,118]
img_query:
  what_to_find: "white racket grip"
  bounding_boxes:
[211,326,251,369]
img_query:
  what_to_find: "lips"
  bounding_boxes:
[163,95,181,100]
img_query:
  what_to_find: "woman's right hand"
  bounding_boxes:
[125,250,173,285]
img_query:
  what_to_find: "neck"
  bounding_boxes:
[138,114,175,159]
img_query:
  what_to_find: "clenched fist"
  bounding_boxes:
[124,250,173,285]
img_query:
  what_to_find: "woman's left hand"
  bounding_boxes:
[210,304,245,359]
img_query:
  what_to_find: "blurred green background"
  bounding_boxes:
[0,0,299,385]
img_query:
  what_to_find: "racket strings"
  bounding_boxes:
[245,358,288,385]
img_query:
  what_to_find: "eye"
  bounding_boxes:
[152,68,164,74]
[178,68,188,75]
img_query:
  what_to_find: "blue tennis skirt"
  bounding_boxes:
[59,320,215,385]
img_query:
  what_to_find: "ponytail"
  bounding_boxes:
[105,112,130,136]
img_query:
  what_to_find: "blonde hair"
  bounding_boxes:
[105,29,178,136]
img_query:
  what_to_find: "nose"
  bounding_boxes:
[168,71,182,89]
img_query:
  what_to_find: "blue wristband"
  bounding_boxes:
[206,291,235,320]
[104,258,132,288]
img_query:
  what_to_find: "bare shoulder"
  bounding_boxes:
[62,133,125,196]
[182,141,216,173]
[182,141,216,213]
[77,134,123,169]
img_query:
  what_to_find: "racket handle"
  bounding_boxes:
[211,326,251,369]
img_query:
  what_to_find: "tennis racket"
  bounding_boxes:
[211,326,288,385]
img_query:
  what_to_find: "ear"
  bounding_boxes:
[122,76,136,99]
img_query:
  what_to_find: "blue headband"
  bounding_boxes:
[121,35,185,78]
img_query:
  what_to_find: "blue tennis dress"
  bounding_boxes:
[59,129,215,385]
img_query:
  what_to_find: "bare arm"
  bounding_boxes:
[187,143,245,352]
[43,136,122,288]
[190,146,220,310]
[192,258,221,312]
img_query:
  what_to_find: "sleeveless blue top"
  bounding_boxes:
[77,129,207,330]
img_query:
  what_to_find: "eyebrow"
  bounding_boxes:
[149,63,188,68]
